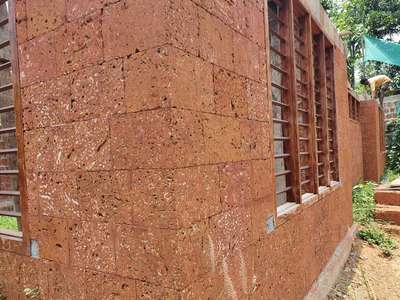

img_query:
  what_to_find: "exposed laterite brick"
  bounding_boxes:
[202,113,242,163]
[22,75,70,130]
[180,273,224,299]
[254,0,265,11]
[24,125,75,173]
[76,170,131,223]
[173,165,221,227]
[19,32,57,87]
[250,197,275,242]
[192,0,235,26]
[110,109,206,169]
[66,0,103,21]
[46,265,86,299]
[129,168,177,229]
[28,172,79,219]
[73,118,111,171]
[251,159,274,200]
[123,48,173,112]
[233,33,262,81]
[115,222,208,290]
[26,0,65,39]
[219,161,253,210]
[29,216,69,265]
[67,59,125,122]
[167,0,200,56]
[124,46,214,114]
[68,220,116,273]
[115,225,173,285]
[239,118,270,159]
[222,245,256,298]
[102,1,165,59]
[102,0,199,60]
[55,13,103,74]
[207,206,252,269]
[18,257,49,297]
[214,66,248,118]
[359,100,386,181]
[247,79,269,121]
[233,0,265,48]
[199,8,234,70]
[169,48,214,113]
[136,281,180,299]
[85,271,136,299]
[23,59,124,129]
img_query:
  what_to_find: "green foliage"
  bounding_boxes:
[352,182,397,255]
[320,0,340,18]
[358,224,397,255]
[381,168,400,183]
[386,118,400,173]
[321,0,400,88]
[0,216,18,231]
[352,182,377,225]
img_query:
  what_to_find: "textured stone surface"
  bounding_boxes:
[359,100,386,182]
[375,190,400,206]
[26,0,65,39]
[1,0,364,299]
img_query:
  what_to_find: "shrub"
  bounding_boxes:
[386,118,400,173]
[352,182,376,225]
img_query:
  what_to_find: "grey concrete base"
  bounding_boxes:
[304,224,358,300]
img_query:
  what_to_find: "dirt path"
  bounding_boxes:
[329,224,400,300]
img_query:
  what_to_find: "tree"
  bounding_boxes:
[386,118,400,173]
[321,0,400,89]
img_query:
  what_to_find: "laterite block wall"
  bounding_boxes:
[0,1,354,299]
[348,119,363,185]
[360,100,386,182]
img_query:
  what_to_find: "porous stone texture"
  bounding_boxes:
[359,100,386,182]
[0,0,359,299]
[375,190,400,206]
[349,118,364,185]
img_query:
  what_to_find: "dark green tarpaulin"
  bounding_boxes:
[364,35,400,67]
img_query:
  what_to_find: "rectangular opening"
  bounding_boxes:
[348,91,360,121]
[0,0,23,238]
[293,4,316,196]
[312,29,329,188]
[268,0,296,207]
[325,43,339,182]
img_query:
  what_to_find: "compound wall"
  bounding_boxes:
[0,1,355,299]
[360,100,386,182]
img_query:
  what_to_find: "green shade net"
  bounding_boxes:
[364,35,400,67]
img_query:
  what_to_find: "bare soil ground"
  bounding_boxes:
[329,224,400,300]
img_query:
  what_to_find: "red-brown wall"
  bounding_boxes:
[0,1,355,299]
[360,100,386,182]
[348,119,364,185]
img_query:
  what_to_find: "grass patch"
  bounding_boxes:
[0,216,18,231]
[353,182,397,255]
[358,224,397,255]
